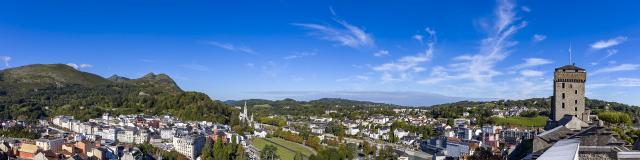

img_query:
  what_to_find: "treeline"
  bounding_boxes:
[136,143,187,160]
[229,98,400,119]
[0,126,39,139]
[598,111,632,125]
[200,136,246,160]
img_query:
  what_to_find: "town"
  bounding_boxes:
[0,64,639,160]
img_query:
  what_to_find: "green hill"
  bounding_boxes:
[0,64,234,123]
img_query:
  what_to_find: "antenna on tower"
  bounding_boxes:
[569,42,573,65]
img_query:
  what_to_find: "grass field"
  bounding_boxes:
[491,116,547,127]
[251,138,316,159]
[252,138,296,160]
[267,138,316,156]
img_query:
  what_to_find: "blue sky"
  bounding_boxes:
[1,0,639,106]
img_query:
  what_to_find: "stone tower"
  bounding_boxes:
[551,64,588,122]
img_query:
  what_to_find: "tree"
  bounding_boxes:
[235,143,246,160]
[362,141,372,159]
[306,136,322,151]
[200,138,214,160]
[376,145,395,160]
[345,143,357,160]
[260,145,279,160]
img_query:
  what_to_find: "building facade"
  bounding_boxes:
[551,64,588,122]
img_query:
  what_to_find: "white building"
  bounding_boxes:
[172,134,205,160]
[394,129,409,139]
[161,128,175,140]
[35,138,64,152]
[347,127,360,136]
[254,130,267,138]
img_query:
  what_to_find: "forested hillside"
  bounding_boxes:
[0,64,235,123]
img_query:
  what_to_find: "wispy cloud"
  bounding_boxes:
[66,63,93,70]
[520,69,544,77]
[420,0,526,84]
[179,63,210,72]
[591,49,619,66]
[373,50,389,57]
[140,59,156,63]
[374,28,436,82]
[245,63,255,68]
[1,56,11,68]
[521,6,531,12]
[532,34,546,42]
[283,51,316,60]
[336,75,370,82]
[590,36,627,50]
[591,77,640,88]
[293,19,375,49]
[510,58,552,70]
[204,41,255,54]
[591,63,639,75]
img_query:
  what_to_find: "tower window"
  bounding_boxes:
[575,107,577,111]
[570,84,573,88]
[562,83,565,88]
[575,90,577,94]
[562,93,565,99]
[562,103,565,108]
[575,100,577,104]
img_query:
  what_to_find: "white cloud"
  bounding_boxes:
[520,69,543,77]
[293,19,375,49]
[521,6,531,12]
[590,36,627,49]
[66,63,93,70]
[283,51,316,60]
[591,64,639,75]
[1,56,11,68]
[532,34,546,42]
[413,34,423,42]
[420,0,526,84]
[510,58,552,70]
[205,41,255,54]
[591,77,640,88]
[373,50,389,57]
[245,63,255,67]
[374,29,436,82]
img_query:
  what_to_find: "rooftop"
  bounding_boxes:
[555,64,585,71]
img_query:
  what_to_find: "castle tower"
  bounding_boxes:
[551,64,587,122]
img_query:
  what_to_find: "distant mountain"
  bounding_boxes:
[0,64,233,123]
[226,98,401,108]
[244,91,488,106]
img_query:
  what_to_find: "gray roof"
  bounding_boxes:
[537,139,580,160]
[555,64,585,71]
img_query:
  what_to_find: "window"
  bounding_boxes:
[575,90,577,94]
[562,103,565,108]
[570,84,573,88]
[575,100,577,104]
[562,83,565,88]
[575,107,577,111]
[562,93,565,99]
